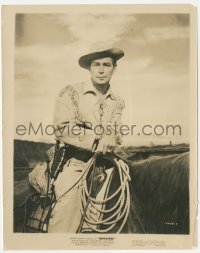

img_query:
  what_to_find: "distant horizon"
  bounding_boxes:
[14,138,190,148]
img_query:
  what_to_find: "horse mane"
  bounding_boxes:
[128,152,189,234]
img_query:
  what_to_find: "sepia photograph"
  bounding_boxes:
[2,4,197,250]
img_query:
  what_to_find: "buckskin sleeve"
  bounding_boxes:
[53,85,95,150]
[109,98,125,145]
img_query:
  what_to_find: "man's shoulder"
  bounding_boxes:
[115,94,124,102]
[112,93,125,109]
[58,82,86,98]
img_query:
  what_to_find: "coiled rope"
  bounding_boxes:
[78,153,131,233]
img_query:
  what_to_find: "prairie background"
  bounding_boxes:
[14,139,189,182]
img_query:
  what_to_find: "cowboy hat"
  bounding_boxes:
[78,41,124,69]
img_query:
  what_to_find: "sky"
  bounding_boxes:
[14,12,190,146]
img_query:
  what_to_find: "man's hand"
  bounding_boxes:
[28,163,49,195]
[95,133,116,154]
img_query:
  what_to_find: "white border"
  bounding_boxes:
[0,1,199,253]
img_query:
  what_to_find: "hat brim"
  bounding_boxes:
[78,48,124,69]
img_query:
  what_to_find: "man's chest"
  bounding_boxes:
[79,94,116,125]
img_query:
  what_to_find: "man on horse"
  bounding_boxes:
[28,41,127,233]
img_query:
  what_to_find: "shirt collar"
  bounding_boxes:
[82,79,117,100]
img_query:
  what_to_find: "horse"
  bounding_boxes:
[125,152,189,234]
[13,152,189,234]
